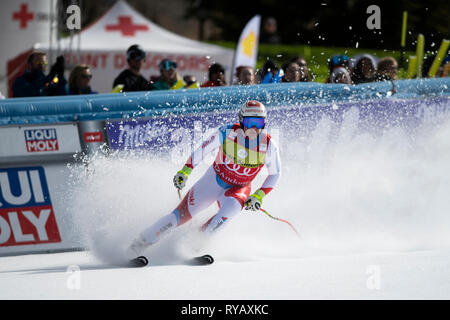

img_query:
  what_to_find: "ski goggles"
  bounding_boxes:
[160,60,177,70]
[242,117,265,129]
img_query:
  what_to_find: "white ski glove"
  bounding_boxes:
[244,189,265,212]
[173,165,192,190]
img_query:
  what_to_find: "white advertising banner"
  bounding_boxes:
[0,123,81,159]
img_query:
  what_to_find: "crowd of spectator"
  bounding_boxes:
[7,43,449,99]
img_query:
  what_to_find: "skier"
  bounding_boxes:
[126,100,281,266]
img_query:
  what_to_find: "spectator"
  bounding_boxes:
[260,17,281,44]
[183,75,200,89]
[68,64,97,95]
[375,57,398,81]
[234,66,256,85]
[12,52,67,97]
[152,59,186,90]
[291,56,307,68]
[290,56,310,81]
[281,62,301,83]
[351,56,376,84]
[326,54,350,83]
[349,54,377,71]
[257,60,282,84]
[329,67,352,84]
[443,54,450,77]
[112,44,153,92]
[201,63,227,87]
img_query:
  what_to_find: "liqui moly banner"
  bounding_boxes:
[24,128,59,152]
[0,123,81,160]
[0,162,85,255]
[0,166,61,247]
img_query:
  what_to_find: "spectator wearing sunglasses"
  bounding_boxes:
[326,54,350,83]
[68,64,97,95]
[112,44,153,92]
[12,51,68,97]
[201,63,227,87]
[152,59,186,90]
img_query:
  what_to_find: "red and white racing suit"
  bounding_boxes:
[141,123,281,244]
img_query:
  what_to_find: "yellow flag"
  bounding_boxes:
[233,15,261,76]
[242,31,257,57]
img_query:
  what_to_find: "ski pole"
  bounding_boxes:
[177,189,181,200]
[259,208,301,238]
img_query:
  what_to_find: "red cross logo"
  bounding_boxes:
[12,3,34,29]
[105,16,149,36]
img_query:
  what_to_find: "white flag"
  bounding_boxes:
[233,15,261,77]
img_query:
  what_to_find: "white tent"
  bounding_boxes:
[10,0,234,94]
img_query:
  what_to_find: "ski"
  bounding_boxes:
[128,254,213,267]
[129,256,148,267]
[187,254,214,265]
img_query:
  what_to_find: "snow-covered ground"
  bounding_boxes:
[1,248,449,299]
[2,105,450,300]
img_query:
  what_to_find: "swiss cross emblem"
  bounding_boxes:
[105,16,149,36]
[12,3,34,29]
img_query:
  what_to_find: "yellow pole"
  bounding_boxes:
[401,11,408,48]
[428,39,450,77]
[406,56,417,78]
[416,34,425,78]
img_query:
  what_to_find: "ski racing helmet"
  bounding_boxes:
[239,100,267,129]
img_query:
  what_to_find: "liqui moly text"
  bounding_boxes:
[0,167,61,246]
[24,128,59,152]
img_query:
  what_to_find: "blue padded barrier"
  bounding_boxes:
[0,78,449,125]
